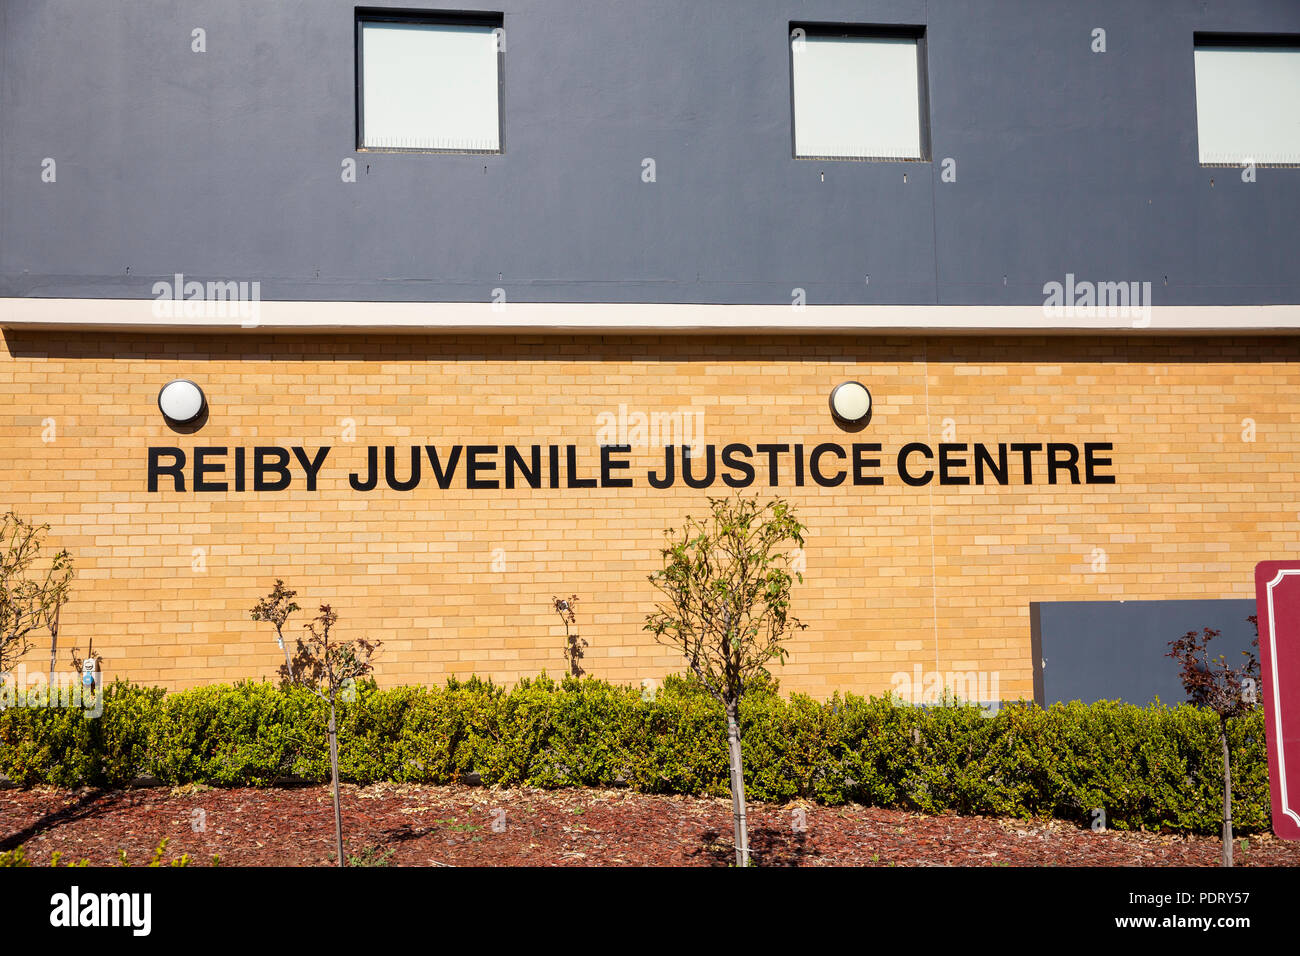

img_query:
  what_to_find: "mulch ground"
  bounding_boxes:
[2,784,1297,867]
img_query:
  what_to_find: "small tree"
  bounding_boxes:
[250,579,300,683]
[299,605,380,866]
[0,512,74,677]
[644,495,806,867]
[552,594,585,677]
[250,586,380,867]
[1167,620,1260,867]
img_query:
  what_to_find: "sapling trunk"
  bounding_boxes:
[328,700,344,867]
[726,700,750,867]
[1220,717,1233,868]
[48,608,59,687]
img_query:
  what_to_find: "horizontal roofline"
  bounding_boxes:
[3,299,1300,335]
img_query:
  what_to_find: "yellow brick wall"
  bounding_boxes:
[1,329,1296,700]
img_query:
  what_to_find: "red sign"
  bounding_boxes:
[1254,561,1300,840]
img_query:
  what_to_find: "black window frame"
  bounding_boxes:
[1192,32,1300,169]
[788,21,931,163]
[355,7,506,154]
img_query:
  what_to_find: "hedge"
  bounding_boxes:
[0,675,1270,834]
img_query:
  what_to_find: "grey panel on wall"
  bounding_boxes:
[2,0,1300,305]
[1030,599,1258,707]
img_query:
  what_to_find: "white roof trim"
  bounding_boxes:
[2,298,1300,334]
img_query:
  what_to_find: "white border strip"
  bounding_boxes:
[2,299,1300,334]
[1266,568,1300,828]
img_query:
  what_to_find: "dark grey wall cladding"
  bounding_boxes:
[2,0,1298,305]
[1031,599,1259,706]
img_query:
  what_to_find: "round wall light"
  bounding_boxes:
[829,381,872,425]
[158,379,206,425]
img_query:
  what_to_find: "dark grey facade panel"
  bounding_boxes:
[1030,599,1259,707]
[2,0,1298,305]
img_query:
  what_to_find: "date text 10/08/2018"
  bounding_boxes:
[146,442,1116,493]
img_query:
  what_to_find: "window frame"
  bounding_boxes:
[355,7,506,154]
[1192,31,1300,169]
[788,21,931,163]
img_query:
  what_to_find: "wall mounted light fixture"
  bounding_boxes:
[158,379,206,425]
[829,381,871,426]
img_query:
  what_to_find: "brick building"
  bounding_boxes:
[2,1,1298,702]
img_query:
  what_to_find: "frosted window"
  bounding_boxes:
[360,21,500,151]
[1194,44,1300,165]
[792,34,924,160]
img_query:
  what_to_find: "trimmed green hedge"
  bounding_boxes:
[0,675,1269,834]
